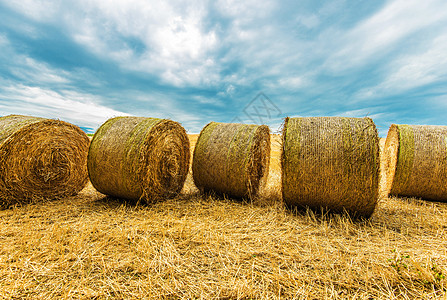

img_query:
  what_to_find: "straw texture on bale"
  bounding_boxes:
[192,122,270,200]
[88,116,190,203]
[281,117,380,218]
[385,124,447,201]
[0,115,90,207]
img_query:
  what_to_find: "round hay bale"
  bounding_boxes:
[281,117,380,218]
[192,122,270,200]
[384,124,447,201]
[88,116,190,203]
[0,115,90,207]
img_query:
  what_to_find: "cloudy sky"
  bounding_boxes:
[1,0,447,136]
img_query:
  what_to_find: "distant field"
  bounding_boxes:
[0,135,446,299]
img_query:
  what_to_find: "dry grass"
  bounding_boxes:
[1,135,447,299]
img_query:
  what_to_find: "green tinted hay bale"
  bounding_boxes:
[281,117,380,218]
[88,116,190,203]
[384,124,447,201]
[0,115,90,207]
[192,122,270,200]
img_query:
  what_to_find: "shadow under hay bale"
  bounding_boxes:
[88,116,190,203]
[384,124,447,201]
[281,117,380,219]
[0,115,90,207]
[192,122,270,200]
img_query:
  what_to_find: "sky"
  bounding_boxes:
[1,0,447,136]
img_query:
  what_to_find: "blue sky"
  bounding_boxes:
[1,0,447,136]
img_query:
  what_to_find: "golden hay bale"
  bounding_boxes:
[281,117,380,218]
[192,122,270,200]
[88,116,190,203]
[0,115,90,207]
[384,124,447,201]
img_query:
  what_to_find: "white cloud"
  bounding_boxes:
[2,0,447,134]
[153,15,215,60]
[357,33,447,98]
[382,35,447,88]
[67,0,219,87]
[10,57,70,84]
[216,0,275,20]
[191,95,225,106]
[0,85,130,129]
[277,76,307,89]
[0,33,71,86]
[3,0,221,87]
[0,0,61,22]
[319,0,346,16]
[0,34,7,45]
[324,0,447,71]
[297,14,320,29]
[2,0,304,91]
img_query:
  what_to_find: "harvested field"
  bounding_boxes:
[0,135,446,299]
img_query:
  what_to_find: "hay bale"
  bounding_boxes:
[88,116,190,203]
[0,115,90,207]
[281,117,380,218]
[192,122,270,200]
[384,124,447,201]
